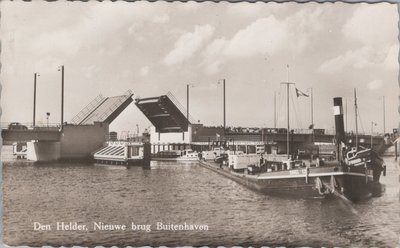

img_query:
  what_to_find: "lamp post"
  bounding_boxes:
[274,91,277,128]
[309,87,314,142]
[33,73,40,128]
[186,84,195,123]
[58,65,64,130]
[46,112,51,127]
[371,121,377,150]
[218,79,226,137]
[382,96,386,134]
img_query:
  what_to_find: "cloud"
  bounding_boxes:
[225,17,288,58]
[202,16,288,74]
[29,2,171,58]
[320,4,398,74]
[163,24,215,66]
[383,44,399,71]
[202,8,324,74]
[367,79,383,90]
[319,46,389,74]
[342,4,397,47]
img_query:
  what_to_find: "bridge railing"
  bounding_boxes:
[1,122,61,130]
[70,94,105,125]
[97,91,133,122]
[166,91,197,124]
[105,133,143,142]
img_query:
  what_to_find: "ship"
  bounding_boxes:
[199,90,385,201]
[152,149,199,161]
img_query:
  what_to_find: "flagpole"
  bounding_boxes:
[345,97,347,133]
[311,87,314,142]
[281,81,295,159]
[274,91,277,128]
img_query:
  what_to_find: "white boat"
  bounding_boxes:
[152,149,199,161]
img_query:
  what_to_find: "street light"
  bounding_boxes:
[186,83,195,123]
[371,121,377,150]
[33,73,40,128]
[217,79,226,136]
[58,65,65,130]
[46,112,51,127]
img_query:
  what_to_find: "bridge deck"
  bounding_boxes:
[2,129,61,142]
[135,94,190,133]
[71,90,133,125]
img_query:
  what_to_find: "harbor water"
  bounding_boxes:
[2,146,400,247]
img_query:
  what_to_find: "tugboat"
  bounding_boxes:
[200,93,385,201]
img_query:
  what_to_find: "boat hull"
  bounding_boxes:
[152,157,199,162]
[199,160,380,201]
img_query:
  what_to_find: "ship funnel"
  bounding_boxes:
[333,97,345,146]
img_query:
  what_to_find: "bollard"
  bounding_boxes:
[143,142,151,166]
[306,167,309,184]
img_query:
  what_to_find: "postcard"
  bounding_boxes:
[1,1,399,247]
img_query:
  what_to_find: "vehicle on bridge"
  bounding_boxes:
[8,122,28,130]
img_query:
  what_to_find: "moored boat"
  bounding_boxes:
[199,94,385,201]
[152,149,199,161]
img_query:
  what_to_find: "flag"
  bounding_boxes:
[295,88,309,97]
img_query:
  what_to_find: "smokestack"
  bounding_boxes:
[333,97,345,145]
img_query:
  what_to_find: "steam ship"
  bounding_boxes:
[199,92,385,201]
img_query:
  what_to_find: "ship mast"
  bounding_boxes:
[354,88,358,149]
[281,65,295,159]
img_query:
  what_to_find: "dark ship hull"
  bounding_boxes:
[199,160,382,201]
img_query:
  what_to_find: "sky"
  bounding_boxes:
[0,1,398,134]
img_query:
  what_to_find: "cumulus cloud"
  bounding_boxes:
[202,16,288,74]
[342,4,397,47]
[320,4,398,74]
[202,8,323,74]
[383,44,399,71]
[319,46,389,74]
[163,24,215,66]
[367,79,383,90]
[29,2,171,58]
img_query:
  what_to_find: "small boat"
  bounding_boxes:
[152,149,199,161]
